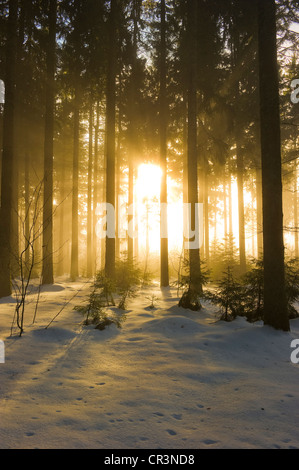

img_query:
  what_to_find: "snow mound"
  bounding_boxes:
[142,315,206,336]
[31,327,77,343]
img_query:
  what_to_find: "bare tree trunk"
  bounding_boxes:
[257,0,289,331]
[57,151,66,277]
[105,0,117,279]
[93,101,100,272]
[228,171,233,236]
[42,0,57,285]
[237,141,246,273]
[116,76,123,262]
[256,165,263,259]
[187,0,201,295]
[160,0,169,287]
[70,83,80,281]
[294,159,298,259]
[0,0,18,298]
[127,1,139,265]
[204,168,209,264]
[223,171,228,252]
[182,92,189,261]
[87,100,93,277]
[24,152,30,270]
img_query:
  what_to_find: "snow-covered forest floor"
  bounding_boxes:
[0,278,299,449]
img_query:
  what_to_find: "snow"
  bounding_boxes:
[0,279,299,449]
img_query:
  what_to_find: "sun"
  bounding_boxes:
[136,163,162,202]
[135,163,184,257]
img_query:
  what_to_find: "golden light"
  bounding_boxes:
[136,164,162,201]
[135,163,184,257]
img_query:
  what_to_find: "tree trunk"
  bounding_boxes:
[70,83,80,281]
[223,171,228,253]
[57,149,66,277]
[236,142,246,273]
[257,0,289,331]
[0,0,18,298]
[87,100,93,277]
[105,0,117,279]
[24,152,30,271]
[160,0,169,287]
[93,101,100,272]
[294,159,298,259]
[127,2,139,265]
[42,0,57,285]
[256,165,263,258]
[204,168,209,264]
[228,171,233,236]
[116,75,123,262]
[187,0,201,295]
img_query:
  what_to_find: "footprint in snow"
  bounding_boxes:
[202,439,218,445]
[172,414,182,420]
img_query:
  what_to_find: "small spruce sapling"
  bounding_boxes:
[145,293,160,309]
[94,270,116,306]
[241,258,299,322]
[241,258,264,322]
[204,265,245,321]
[285,258,299,319]
[74,288,106,325]
[177,257,210,311]
[115,258,142,310]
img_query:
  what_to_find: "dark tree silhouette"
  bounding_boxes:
[257,0,290,331]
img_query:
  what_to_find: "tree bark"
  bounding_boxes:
[42,0,57,285]
[204,168,209,264]
[87,100,93,277]
[187,0,201,295]
[236,142,246,273]
[160,0,169,287]
[70,83,80,281]
[0,0,18,298]
[93,101,100,272]
[257,0,289,331]
[256,165,263,259]
[294,159,298,259]
[105,0,117,279]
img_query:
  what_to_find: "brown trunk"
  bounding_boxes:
[237,143,246,273]
[256,165,263,258]
[0,0,18,297]
[87,101,93,277]
[70,83,80,280]
[160,0,169,287]
[42,0,56,285]
[93,101,100,272]
[257,0,289,331]
[105,0,117,279]
[187,0,201,295]
[294,159,298,259]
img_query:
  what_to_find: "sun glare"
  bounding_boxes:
[135,163,184,257]
[136,164,162,201]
